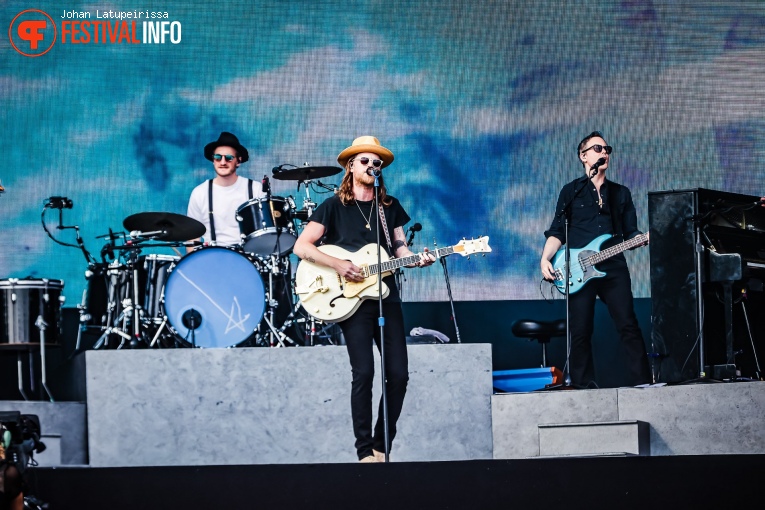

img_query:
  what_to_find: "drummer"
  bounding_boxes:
[186,132,265,253]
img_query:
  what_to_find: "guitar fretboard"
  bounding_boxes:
[583,234,648,268]
[365,245,456,277]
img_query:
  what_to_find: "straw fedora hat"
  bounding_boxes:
[337,136,394,169]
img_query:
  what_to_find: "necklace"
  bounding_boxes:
[355,200,374,230]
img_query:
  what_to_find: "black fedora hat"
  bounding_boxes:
[204,132,249,162]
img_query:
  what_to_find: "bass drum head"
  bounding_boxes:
[163,247,265,348]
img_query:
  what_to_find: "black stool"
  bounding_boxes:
[511,319,566,368]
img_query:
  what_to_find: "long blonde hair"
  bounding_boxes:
[336,157,393,206]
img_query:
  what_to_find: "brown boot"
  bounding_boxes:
[359,455,378,463]
[372,449,387,462]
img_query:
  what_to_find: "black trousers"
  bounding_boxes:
[338,299,409,460]
[568,266,651,387]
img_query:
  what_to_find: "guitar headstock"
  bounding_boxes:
[453,236,492,256]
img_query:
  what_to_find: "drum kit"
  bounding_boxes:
[77,164,345,351]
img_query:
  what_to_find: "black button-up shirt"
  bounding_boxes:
[544,176,642,270]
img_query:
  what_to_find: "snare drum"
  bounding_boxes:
[162,247,266,348]
[236,197,297,256]
[0,279,64,348]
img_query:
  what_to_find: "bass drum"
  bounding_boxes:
[162,247,266,348]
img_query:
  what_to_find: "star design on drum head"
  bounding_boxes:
[225,297,250,334]
[176,269,249,333]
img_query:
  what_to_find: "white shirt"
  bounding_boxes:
[187,176,265,247]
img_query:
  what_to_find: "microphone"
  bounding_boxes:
[590,157,606,177]
[129,230,166,238]
[45,196,73,209]
[262,175,270,194]
[366,167,382,177]
[407,222,422,246]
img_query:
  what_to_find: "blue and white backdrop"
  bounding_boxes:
[2,1,764,304]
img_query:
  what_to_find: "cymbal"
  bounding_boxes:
[272,165,342,181]
[123,212,205,241]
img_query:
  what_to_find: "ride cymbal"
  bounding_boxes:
[123,212,205,241]
[271,166,342,181]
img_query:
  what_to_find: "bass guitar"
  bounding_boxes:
[552,233,649,294]
[295,237,492,322]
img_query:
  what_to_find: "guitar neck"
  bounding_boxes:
[588,234,648,265]
[366,245,456,276]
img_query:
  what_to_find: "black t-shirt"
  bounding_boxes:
[309,194,411,301]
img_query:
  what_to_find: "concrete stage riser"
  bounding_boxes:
[492,382,765,459]
[85,344,494,467]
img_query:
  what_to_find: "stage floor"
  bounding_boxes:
[26,454,765,509]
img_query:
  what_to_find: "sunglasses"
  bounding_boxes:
[581,144,613,155]
[213,154,237,162]
[358,157,383,168]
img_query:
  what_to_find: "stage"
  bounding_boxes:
[2,343,764,509]
[24,454,765,509]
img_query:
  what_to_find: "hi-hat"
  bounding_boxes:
[272,165,342,181]
[123,212,205,241]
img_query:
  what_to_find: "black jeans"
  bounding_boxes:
[568,265,651,387]
[338,299,409,460]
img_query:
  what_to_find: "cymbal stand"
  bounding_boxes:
[92,263,123,349]
[125,246,147,348]
[267,253,278,347]
[116,301,134,349]
[308,314,318,346]
[299,179,317,218]
[262,253,295,347]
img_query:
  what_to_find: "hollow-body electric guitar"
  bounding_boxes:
[552,233,649,294]
[295,237,492,322]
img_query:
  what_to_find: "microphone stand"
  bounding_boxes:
[371,168,391,462]
[555,165,599,388]
[434,238,461,343]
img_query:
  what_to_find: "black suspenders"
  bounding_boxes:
[206,178,254,243]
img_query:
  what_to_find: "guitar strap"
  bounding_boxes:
[377,203,394,252]
[608,181,623,240]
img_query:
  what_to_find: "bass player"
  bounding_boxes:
[540,131,651,388]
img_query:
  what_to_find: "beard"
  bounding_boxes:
[354,170,375,187]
